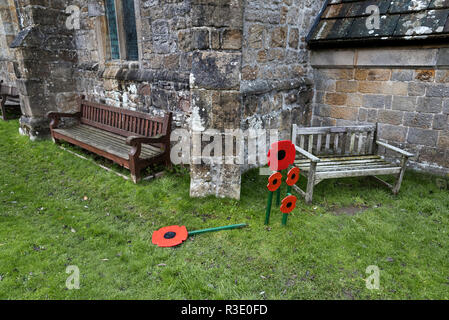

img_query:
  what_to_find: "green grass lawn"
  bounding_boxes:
[0,120,448,300]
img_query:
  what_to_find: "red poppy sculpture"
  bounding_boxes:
[280,194,297,226]
[152,223,247,248]
[267,140,296,171]
[152,225,189,248]
[267,172,282,192]
[286,167,300,186]
[280,195,297,214]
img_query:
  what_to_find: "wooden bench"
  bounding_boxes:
[0,80,21,121]
[47,98,172,183]
[291,124,414,204]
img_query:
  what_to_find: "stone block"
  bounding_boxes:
[329,106,358,121]
[391,69,414,81]
[356,48,438,67]
[426,84,449,97]
[191,51,241,90]
[358,107,368,122]
[391,96,417,111]
[377,123,407,142]
[288,27,299,49]
[408,82,426,96]
[346,93,363,107]
[407,127,439,146]
[435,70,449,83]
[270,26,287,48]
[358,81,386,94]
[211,91,241,130]
[415,69,435,82]
[390,82,409,96]
[336,80,358,93]
[247,24,264,49]
[315,104,331,117]
[324,92,347,105]
[222,29,242,50]
[403,112,433,129]
[444,99,449,114]
[416,97,443,113]
[311,50,355,67]
[437,130,449,149]
[319,68,354,80]
[362,94,387,109]
[433,114,448,130]
[241,65,259,81]
[366,69,391,81]
[378,109,403,125]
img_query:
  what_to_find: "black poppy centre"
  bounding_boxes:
[164,231,177,239]
[277,150,286,161]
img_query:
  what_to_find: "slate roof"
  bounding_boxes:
[307,0,449,48]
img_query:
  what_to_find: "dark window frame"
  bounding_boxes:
[105,0,139,61]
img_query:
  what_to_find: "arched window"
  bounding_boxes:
[105,0,138,61]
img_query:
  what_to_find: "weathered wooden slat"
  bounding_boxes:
[310,154,380,161]
[296,125,376,135]
[357,133,365,154]
[54,127,162,159]
[67,125,163,154]
[366,131,374,154]
[349,132,356,154]
[308,135,314,153]
[325,133,330,152]
[316,134,322,154]
[299,163,398,173]
[295,158,388,167]
[299,135,305,149]
[334,133,339,153]
[81,100,165,122]
[316,167,401,179]
[57,127,162,158]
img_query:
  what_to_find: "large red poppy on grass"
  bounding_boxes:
[267,140,296,171]
[152,225,188,247]
[286,167,300,186]
[280,195,297,214]
[267,172,282,192]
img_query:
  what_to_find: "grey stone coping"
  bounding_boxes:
[241,78,312,95]
[97,65,190,85]
[311,46,449,68]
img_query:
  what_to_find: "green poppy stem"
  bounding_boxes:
[265,191,273,225]
[282,188,292,226]
[276,170,282,206]
[282,213,288,226]
[188,223,248,236]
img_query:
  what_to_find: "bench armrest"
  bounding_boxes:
[376,141,414,158]
[126,135,164,146]
[47,111,81,119]
[295,145,320,163]
[47,111,81,130]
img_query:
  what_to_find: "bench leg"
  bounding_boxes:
[305,162,317,204]
[392,155,408,195]
[1,96,7,121]
[131,171,141,184]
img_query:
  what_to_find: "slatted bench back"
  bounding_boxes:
[0,81,19,97]
[79,99,170,138]
[292,124,377,156]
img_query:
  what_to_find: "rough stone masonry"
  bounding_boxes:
[2,0,446,199]
[0,0,323,199]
